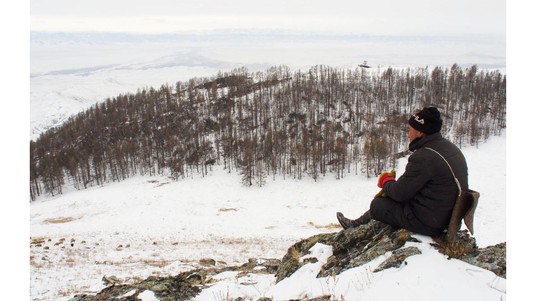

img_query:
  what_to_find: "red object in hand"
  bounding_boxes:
[377,172,395,188]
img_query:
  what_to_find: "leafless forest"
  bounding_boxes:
[30,64,506,200]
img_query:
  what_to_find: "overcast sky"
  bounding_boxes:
[30,0,505,37]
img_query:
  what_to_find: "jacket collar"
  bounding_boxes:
[409,132,442,152]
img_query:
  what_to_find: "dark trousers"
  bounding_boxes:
[367,197,444,236]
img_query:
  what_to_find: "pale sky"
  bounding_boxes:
[30,0,505,36]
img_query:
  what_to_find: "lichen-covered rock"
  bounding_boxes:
[373,246,422,272]
[432,231,506,278]
[431,230,478,259]
[277,221,506,281]
[69,257,282,301]
[274,221,422,280]
[69,269,203,301]
[274,232,333,282]
[274,222,381,281]
[317,221,420,277]
[461,242,506,278]
[238,258,282,277]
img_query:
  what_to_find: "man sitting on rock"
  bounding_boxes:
[337,107,468,236]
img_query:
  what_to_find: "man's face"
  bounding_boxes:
[408,125,424,142]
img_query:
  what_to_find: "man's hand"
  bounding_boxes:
[377,170,396,188]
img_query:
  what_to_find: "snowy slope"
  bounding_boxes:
[30,32,506,140]
[30,53,231,140]
[28,30,507,301]
[30,134,506,301]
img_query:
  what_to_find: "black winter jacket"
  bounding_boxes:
[383,132,468,230]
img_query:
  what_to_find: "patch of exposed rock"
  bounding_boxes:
[69,258,281,301]
[69,270,202,301]
[276,221,505,281]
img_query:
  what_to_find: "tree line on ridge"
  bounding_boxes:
[29,64,506,200]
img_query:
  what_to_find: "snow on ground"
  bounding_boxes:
[30,61,225,140]
[30,134,506,301]
[194,237,505,301]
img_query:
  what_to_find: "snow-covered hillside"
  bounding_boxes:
[30,134,506,301]
[30,32,505,140]
[27,28,509,301]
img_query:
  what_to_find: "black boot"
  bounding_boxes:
[336,211,371,230]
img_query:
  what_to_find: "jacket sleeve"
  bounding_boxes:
[383,151,433,203]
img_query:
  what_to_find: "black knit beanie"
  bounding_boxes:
[408,107,443,134]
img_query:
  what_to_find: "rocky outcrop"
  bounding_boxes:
[430,229,506,278]
[274,221,421,281]
[461,241,506,278]
[69,221,506,300]
[275,221,505,281]
[69,258,282,301]
[69,270,202,301]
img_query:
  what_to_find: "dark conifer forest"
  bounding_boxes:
[29,64,506,200]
